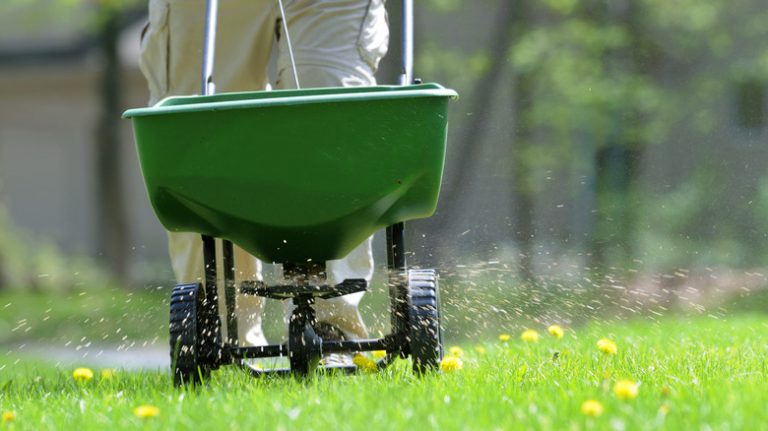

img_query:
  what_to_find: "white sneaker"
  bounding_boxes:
[315,322,353,367]
[320,353,354,367]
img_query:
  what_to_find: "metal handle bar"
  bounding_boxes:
[201,0,218,95]
[400,0,414,86]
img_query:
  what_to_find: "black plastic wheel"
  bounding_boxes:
[169,283,218,386]
[407,269,443,373]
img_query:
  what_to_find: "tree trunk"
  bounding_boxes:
[589,1,647,273]
[95,8,129,283]
[592,145,639,268]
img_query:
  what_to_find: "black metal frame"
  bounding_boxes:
[195,221,411,376]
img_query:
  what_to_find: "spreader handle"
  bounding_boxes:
[399,0,414,86]
[201,0,218,95]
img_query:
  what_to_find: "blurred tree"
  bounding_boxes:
[421,0,768,275]
[507,0,666,275]
[589,0,647,271]
[95,1,130,282]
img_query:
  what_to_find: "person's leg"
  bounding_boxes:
[139,0,278,345]
[276,0,389,339]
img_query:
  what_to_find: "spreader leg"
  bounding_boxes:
[200,235,223,367]
[222,240,238,346]
[288,295,322,375]
[386,223,410,355]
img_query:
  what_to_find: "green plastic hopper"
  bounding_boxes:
[123,83,457,263]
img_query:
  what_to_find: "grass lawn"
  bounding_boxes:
[1,314,767,430]
[0,288,168,346]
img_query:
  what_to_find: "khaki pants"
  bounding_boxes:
[138,0,389,344]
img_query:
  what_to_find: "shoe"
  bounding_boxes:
[315,322,354,367]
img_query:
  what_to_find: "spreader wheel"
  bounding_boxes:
[169,283,218,386]
[407,269,443,373]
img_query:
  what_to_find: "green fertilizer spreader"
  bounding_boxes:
[124,84,455,263]
[123,0,457,385]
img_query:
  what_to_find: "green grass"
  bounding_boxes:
[2,314,768,430]
[0,288,168,346]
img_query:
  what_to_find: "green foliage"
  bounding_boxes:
[507,7,670,183]
[425,0,463,13]
[416,43,490,98]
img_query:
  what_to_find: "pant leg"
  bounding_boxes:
[139,0,277,345]
[276,0,389,339]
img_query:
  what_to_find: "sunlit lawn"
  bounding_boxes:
[1,314,767,430]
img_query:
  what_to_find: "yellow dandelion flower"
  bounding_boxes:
[100,369,115,380]
[133,404,160,419]
[352,354,378,373]
[439,356,463,373]
[371,350,387,360]
[2,411,16,423]
[72,367,94,382]
[520,329,540,343]
[474,345,487,355]
[448,346,464,358]
[659,403,670,415]
[613,380,639,400]
[548,325,565,339]
[499,333,511,342]
[597,338,617,355]
[580,400,604,417]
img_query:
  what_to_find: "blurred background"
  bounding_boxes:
[1,0,768,365]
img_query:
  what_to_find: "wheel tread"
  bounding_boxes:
[407,269,442,373]
[169,283,213,386]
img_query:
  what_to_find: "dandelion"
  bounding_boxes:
[520,329,540,343]
[100,369,115,380]
[352,354,377,373]
[659,403,670,415]
[439,356,463,373]
[597,338,617,355]
[72,367,94,382]
[371,350,387,360]
[474,345,487,355]
[580,400,604,417]
[613,380,639,400]
[448,346,464,358]
[548,325,565,339]
[2,411,16,423]
[133,404,160,419]
[499,333,511,342]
